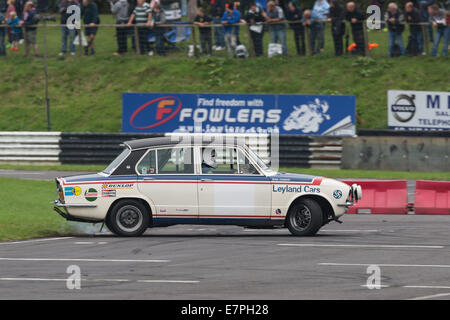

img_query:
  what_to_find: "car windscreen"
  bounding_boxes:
[246,146,270,172]
[102,148,131,175]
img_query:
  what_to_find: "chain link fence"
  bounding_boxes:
[0,19,447,58]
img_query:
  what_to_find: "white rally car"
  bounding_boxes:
[54,137,361,236]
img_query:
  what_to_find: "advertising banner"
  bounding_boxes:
[388,90,450,131]
[122,93,356,136]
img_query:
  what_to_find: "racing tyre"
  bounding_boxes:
[107,200,150,237]
[286,198,323,236]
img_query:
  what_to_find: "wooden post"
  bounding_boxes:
[305,27,312,56]
[421,24,429,55]
[134,25,140,55]
[192,24,199,57]
[79,25,85,56]
[246,25,255,57]
[362,21,370,56]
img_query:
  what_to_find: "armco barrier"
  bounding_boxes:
[279,135,342,169]
[414,180,450,215]
[0,132,271,165]
[341,180,409,214]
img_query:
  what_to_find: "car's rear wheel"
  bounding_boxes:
[286,198,323,236]
[107,199,150,236]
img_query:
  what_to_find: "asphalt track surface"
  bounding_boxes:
[0,215,449,300]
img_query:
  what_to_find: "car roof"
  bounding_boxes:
[124,136,246,150]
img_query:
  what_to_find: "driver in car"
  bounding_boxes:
[201,148,218,173]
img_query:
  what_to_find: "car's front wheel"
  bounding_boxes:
[107,199,150,236]
[286,198,323,236]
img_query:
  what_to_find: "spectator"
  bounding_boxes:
[59,0,78,56]
[429,4,447,56]
[81,0,99,56]
[312,0,329,53]
[345,1,365,55]
[127,0,137,51]
[264,0,287,55]
[286,1,304,56]
[221,2,240,58]
[328,0,345,56]
[211,0,226,51]
[194,7,213,56]
[417,0,434,42]
[151,3,166,56]
[233,1,241,45]
[21,1,38,57]
[127,0,152,56]
[385,2,405,57]
[13,0,24,18]
[246,2,265,56]
[6,10,20,51]
[302,9,322,55]
[6,0,16,48]
[111,0,129,56]
[405,1,423,54]
[0,11,6,56]
[13,0,24,43]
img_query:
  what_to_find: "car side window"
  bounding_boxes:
[137,150,157,175]
[157,147,194,174]
[237,150,260,175]
[202,147,238,174]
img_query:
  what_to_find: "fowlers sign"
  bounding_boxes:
[122,93,356,136]
[388,90,450,131]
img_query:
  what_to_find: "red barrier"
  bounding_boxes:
[414,180,450,215]
[341,180,408,214]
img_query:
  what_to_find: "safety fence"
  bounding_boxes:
[278,135,342,168]
[0,18,446,59]
[0,131,339,167]
[341,179,450,215]
[0,131,271,164]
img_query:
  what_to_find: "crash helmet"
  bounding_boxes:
[202,148,218,168]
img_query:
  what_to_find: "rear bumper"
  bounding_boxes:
[53,200,97,208]
[53,200,101,223]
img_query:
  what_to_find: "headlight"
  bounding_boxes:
[351,184,362,201]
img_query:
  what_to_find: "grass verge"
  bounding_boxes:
[0,177,69,241]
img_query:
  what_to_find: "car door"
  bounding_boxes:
[197,146,271,223]
[136,147,198,223]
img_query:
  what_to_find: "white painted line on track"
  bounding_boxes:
[404,285,450,289]
[407,293,450,300]
[74,242,108,245]
[0,278,198,284]
[320,230,379,233]
[243,229,285,232]
[0,237,74,245]
[137,280,200,284]
[360,284,390,288]
[0,278,129,282]
[0,258,170,263]
[319,263,450,268]
[279,244,444,249]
